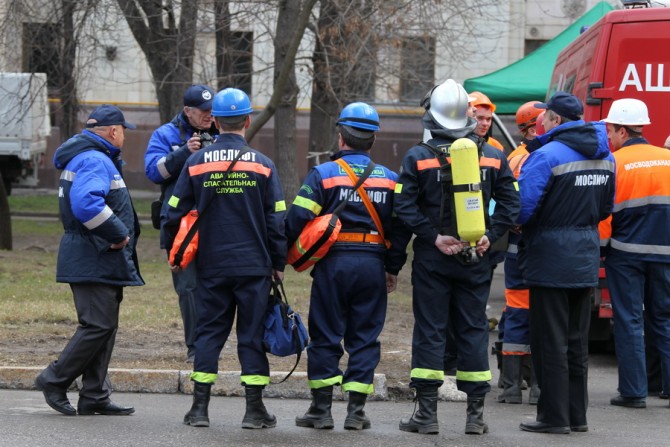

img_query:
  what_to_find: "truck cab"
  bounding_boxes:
[548,6,670,147]
[0,73,50,195]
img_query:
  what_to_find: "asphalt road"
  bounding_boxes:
[3,356,669,447]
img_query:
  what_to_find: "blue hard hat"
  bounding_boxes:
[212,88,253,117]
[337,102,380,132]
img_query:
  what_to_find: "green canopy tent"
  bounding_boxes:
[463,1,614,114]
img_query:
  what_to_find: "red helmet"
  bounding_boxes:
[516,101,543,132]
[535,111,546,136]
[469,91,496,113]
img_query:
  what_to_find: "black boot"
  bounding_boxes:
[295,386,334,429]
[528,357,541,405]
[465,396,488,435]
[497,355,522,404]
[398,387,439,434]
[493,341,503,388]
[183,381,211,427]
[344,391,371,430]
[241,386,276,429]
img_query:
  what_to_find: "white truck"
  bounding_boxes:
[0,72,50,195]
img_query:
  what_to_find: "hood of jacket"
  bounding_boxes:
[53,130,120,169]
[528,120,610,160]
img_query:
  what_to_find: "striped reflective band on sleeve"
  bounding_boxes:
[156,156,171,180]
[292,195,322,215]
[83,205,114,230]
[60,170,75,181]
[110,179,126,190]
[275,200,286,212]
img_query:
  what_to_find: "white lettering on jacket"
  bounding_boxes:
[574,174,610,186]
[204,149,256,163]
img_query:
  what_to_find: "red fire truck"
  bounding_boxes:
[547,2,670,346]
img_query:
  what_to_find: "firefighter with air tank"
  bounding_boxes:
[393,79,520,435]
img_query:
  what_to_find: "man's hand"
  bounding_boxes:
[273,270,284,282]
[385,273,398,293]
[110,235,130,250]
[475,235,490,256]
[186,134,203,153]
[435,234,467,256]
[169,261,181,273]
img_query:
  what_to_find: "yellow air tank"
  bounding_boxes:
[449,138,486,259]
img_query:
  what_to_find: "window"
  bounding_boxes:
[22,23,61,90]
[524,39,549,56]
[400,36,435,103]
[229,31,253,96]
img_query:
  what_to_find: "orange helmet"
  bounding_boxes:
[516,101,543,131]
[469,91,496,113]
[535,111,546,136]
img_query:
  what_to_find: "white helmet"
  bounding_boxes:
[426,79,470,129]
[603,98,651,126]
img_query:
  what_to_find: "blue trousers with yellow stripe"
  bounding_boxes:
[191,275,271,386]
[410,256,492,397]
[306,249,387,394]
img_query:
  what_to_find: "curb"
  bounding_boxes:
[0,367,466,402]
[0,367,387,401]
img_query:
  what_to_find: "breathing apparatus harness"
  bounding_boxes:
[419,136,489,264]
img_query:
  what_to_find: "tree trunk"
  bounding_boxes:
[117,0,199,123]
[59,0,79,140]
[0,170,12,250]
[214,0,233,91]
[273,0,301,202]
[308,0,341,168]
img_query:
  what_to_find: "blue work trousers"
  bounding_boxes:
[306,250,387,393]
[193,275,271,382]
[410,256,492,397]
[606,252,670,398]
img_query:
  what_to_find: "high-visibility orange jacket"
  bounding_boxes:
[599,137,670,262]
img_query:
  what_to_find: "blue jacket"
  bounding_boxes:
[164,133,287,278]
[144,112,218,247]
[518,120,615,287]
[285,151,410,274]
[53,130,144,286]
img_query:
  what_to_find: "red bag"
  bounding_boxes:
[169,210,199,269]
[288,160,375,272]
[287,213,341,272]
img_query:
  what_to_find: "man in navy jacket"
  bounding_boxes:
[35,105,143,416]
[517,92,615,434]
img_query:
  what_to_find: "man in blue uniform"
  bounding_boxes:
[517,92,615,434]
[165,88,287,429]
[286,102,409,431]
[145,84,217,362]
[35,104,143,416]
[394,79,519,435]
